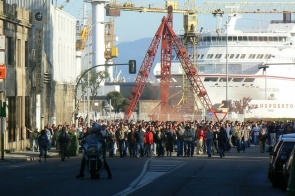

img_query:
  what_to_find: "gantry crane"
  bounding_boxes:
[124,5,213,121]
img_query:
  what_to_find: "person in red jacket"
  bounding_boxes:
[196,125,206,155]
[144,125,155,157]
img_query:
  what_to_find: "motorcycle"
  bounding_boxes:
[83,134,105,179]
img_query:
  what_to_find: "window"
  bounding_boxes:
[204,77,218,82]
[240,54,246,59]
[249,54,256,59]
[219,77,232,82]
[7,37,14,65]
[230,54,234,59]
[256,54,264,59]
[232,78,244,82]
[235,54,240,59]
[17,39,21,67]
[200,54,204,59]
[215,54,222,59]
[244,78,255,82]
[207,54,214,59]
[25,41,29,67]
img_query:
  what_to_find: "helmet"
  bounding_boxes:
[92,123,101,132]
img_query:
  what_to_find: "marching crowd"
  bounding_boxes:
[27,119,295,161]
[77,119,295,158]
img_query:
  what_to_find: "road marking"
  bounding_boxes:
[115,158,187,196]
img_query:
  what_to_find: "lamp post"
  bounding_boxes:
[225,16,230,107]
[74,61,136,127]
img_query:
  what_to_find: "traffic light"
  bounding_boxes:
[129,60,136,74]
[75,113,78,120]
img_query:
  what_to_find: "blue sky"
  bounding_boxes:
[56,0,293,43]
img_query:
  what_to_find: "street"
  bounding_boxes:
[0,145,286,196]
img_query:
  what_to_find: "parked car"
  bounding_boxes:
[282,146,295,190]
[279,133,295,140]
[268,138,294,175]
[268,138,295,187]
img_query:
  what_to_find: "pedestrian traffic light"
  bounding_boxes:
[129,60,136,74]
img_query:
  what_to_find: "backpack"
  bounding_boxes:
[156,131,162,140]
[38,135,47,147]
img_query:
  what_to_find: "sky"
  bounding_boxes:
[55,0,294,43]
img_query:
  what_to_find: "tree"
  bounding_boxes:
[231,97,257,114]
[107,91,129,113]
[79,69,109,121]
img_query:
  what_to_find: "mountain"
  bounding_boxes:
[114,37,160,82]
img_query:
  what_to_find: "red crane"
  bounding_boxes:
[124,6,213,121]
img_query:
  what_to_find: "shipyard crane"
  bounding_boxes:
[124,5,213,121]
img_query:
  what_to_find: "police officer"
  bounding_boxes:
[76,123,112,179]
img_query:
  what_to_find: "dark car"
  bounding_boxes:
[268,138,295,187]
[282,146,295,190]
[268,138,293,179]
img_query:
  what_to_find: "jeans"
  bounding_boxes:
[145,143,152,157]
[176,140,184,156]
[218,144,225,157]
[206,139,213,156]
[39,145,48,159]
[118,140,125,157]
[253,133,259,145]
[136,142,144,157]
[184,141,193,156]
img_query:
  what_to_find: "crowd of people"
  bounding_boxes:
[26,118,295,161]
[76,119,295,159]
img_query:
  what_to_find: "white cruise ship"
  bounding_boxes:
[153,14,295,107]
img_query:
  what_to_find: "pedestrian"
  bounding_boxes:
[58,126,70,161]
[165,124,176,157]
[155,125,165,157]
[196,125,205,155]
[183,125,194,157]
[127,124,136,157]
[175,124,184,157]
[115,123,127,158]
[38,129,50,163]
[217,126,228,158]
[144,125,155,157]
[235,124,244,153]
[252,122,261,145]
[27,127,39,152]
[206,124,214,157]
[258,128,268,153]
[135,125,145,158]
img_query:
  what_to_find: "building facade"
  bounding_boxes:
[0,0,78,152]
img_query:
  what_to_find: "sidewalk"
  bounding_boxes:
[0,148,60,164]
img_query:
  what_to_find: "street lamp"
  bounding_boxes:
[74,61,136,127]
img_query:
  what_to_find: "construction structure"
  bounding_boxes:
[123,5,214,121]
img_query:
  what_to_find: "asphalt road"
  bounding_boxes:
[0,145,286,196]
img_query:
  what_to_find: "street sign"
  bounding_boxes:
[208,112,214,118]
[0,65,6,79]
